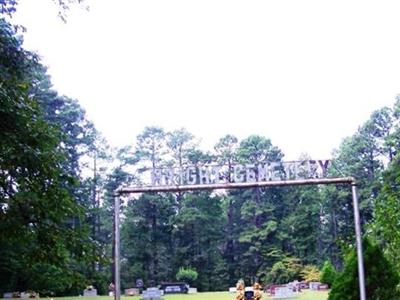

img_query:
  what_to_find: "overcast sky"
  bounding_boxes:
[12,0,400,160]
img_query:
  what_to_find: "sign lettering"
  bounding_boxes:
[150,160,330,187]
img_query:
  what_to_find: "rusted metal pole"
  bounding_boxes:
[352,182,367,300]
[114,195,121,300]
[118,177,355,194]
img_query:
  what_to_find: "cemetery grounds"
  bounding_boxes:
[42,291,328,300]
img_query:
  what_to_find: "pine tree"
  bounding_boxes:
[328,239,400,300]
[320,261,337,287]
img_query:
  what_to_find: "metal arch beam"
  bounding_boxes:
[116,177,355,194]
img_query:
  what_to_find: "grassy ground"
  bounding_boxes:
[44,290,328,300]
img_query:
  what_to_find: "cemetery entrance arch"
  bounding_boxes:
[113,161,367,300]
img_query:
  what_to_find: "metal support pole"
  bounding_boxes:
[114,195,121,300]
[351,183,367,300]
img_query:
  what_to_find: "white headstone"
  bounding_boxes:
[83,289,97,297]
[309,282,322,290]
[142,288,163,300]
[273,287,297,299]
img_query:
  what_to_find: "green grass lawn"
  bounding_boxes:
[46,290,328,300]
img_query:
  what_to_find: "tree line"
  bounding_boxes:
[1,6,400,296]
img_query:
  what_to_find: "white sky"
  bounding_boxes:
[12,0,400,160]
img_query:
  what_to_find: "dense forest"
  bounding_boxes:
[1,2,400,296]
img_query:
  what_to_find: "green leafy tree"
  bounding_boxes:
[167,128,195,167]
[214,135,238,284]
[279,184,324,265]
[214,134,238,182]
[374,153,400,269]
[328,239,400,300]
[320,261,337,287]
[301,265,320,282]
[121,193,175,287]
[265,262,292,284]
[0,18,91,295]
[166,128,196,210]
[28,56,111,291]
[173,191,227,291]
[130,127,171,285]
[234,136,285,281]
[385,97,400,160]
[136,126,167,169]
[320,106,394,269]
[176,267,198,286]
[102,153,137,287]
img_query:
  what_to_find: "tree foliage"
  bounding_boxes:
[176,267,198,286]
[328,239,400,300]
[301,265,320,282]
[320,261,337,287]
[265,262,293,284]
[0,16,99,295]
[374,153,400,269]
[0,0,86,20]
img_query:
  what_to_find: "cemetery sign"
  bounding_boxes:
[151,160,330,187]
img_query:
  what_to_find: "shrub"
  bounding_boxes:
[320,260,337,287]
[176,267,198,286]
[283,257,302,280]
[264,257,303,284]
[328,238,400,300]
[266,262,293,284]
[301,265,320,282]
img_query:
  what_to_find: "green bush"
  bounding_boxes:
[301,265,320,282]
[320,261,337,287]
[264,257,303,284]
[328,238,400,300]
[266,262,293,284]
[283,257,302,280]
[176,267,198,286]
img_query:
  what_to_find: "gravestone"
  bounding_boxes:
[141,287,163,300]
[273,287,296,299]
[20,292,39,299]
[159,282,188,294]
[83,288,97,296]
[269,285,286,295]
[309,282,322,290]
[287,282,301,293]
[317,284,329,290]
[125,288,139,296]
[299,281,309,289]
[229,287,237,293]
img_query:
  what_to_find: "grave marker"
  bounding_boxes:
[141,287,163,300]
[125,288,139,296]
[273,287,296,299]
